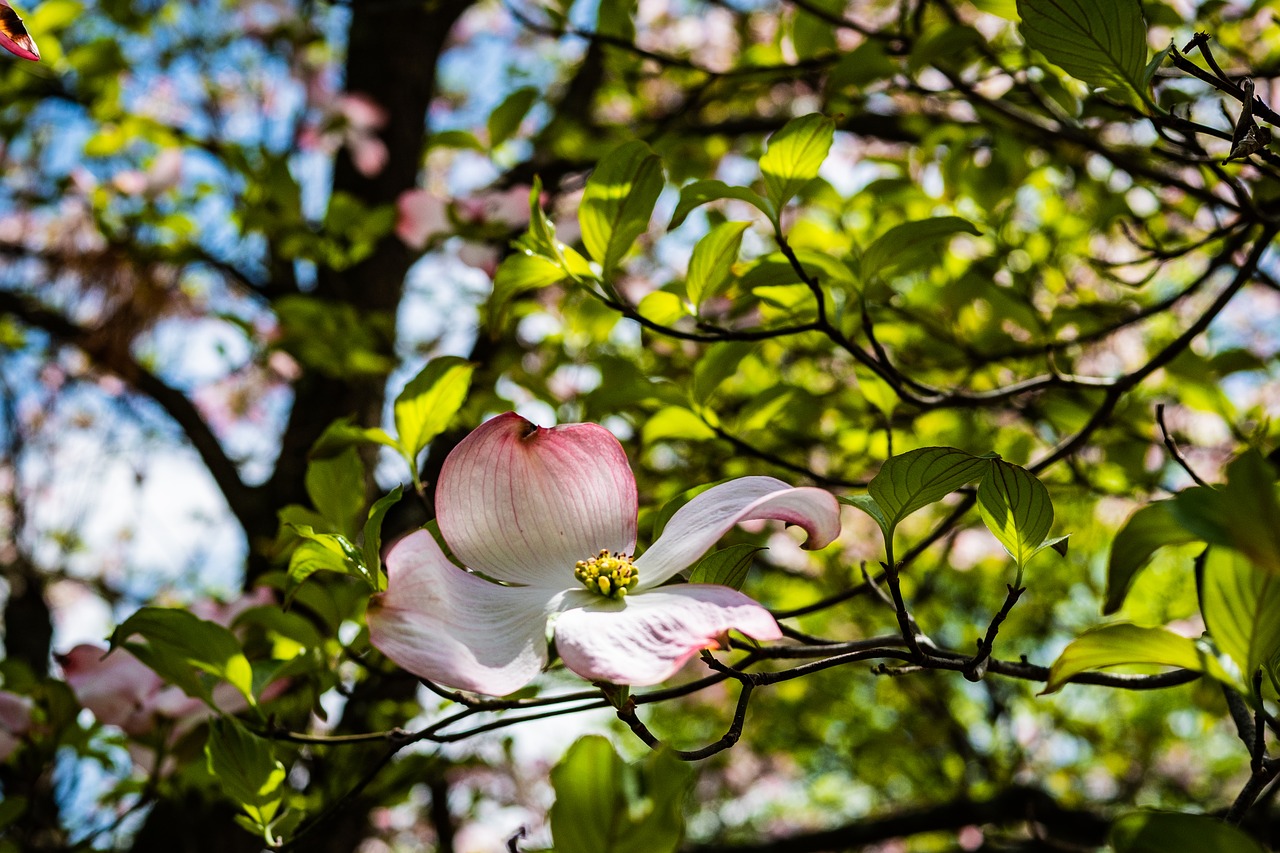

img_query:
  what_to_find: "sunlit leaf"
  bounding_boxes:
[393,356,475,465]
[868,447,992,536]
[688,544,766,590]
[1105,502,1199,614]
[668,180,774,230]
[1016,0,1148,106]
[861,216,981,280]
[977,460,1054,570]
[579,140,664,273]
[1200,548,1280,695]
[686,221,751,311]
[1043,623,1237,694]
[759,113,835,218]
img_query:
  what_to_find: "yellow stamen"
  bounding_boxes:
[574,550,638,599]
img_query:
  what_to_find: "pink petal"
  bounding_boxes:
[336,93,387,131]
[634,476,841,589]
[349,134,388,177]
[553,585,781,686]
[395,189,450,250]
[367,529,555,696]
[0,1,39,63]
[58,645,164,736]
[436,412,638,587]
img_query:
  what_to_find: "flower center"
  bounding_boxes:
[574,550,638,599]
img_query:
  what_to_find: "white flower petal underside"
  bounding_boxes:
[554,585,782,686]
[634,476,841,589]
[436,412,638,587]
[367,529,554,696]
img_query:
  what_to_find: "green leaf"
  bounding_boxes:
[1110,811,1267,853]
[1172,451,1280,573]
[1200,548,1280,695]
[579,141,665,273]
[861,216,981,280]
[1016,0,1148,107]
[304,447,366,537]
[868,447,992,536]
[393,356,476,465]
[110,608,256,707]
[490,251,567,318]
[1043,623,1236,694]
[688,544,766,590]
[1105,502,1199,614]
[487,86,538,148]
[309,417,400,458]
[286,527,369,597]
[641,406,715,444]
[976,460,1054,570]
[205,718,287,813]
[759,113,835,218]
[549,736,692,853]
[637,291,689,326]
[363,486,403,592]
[668,180,774,230]
[686,221,751,311]
[838,494,891,539]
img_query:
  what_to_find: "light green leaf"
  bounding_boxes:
[861,216,981,280]
[363,486,403,592]
[1105,502,1199,614]
[688,544,766,590]
[309,417,400,458]
[487,86,538,148]
[580,141,665,273]
[686,221,751,311]
[868,447,992,536]
[1043,623,1236,694]
[491,252,567,311]
[641,406,715,444]
[637,290,688,326]
[1200,548,1280,695]
[977,460,1054,570]
[759,113,835,217]
[1110,811,1267,853]
[668,180,774,230]
[205,718,287,814]
[286,526,370,598]
[549,735,692,853]
[1016,0,1148,107]
[304,447,365,537]
[393,356,475,465]
[110,608,256,707]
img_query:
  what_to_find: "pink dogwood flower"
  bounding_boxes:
[367,412,841,696]
[0,0,39,63]
[0,690,33,761]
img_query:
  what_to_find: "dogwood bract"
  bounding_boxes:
[367,412,841,696]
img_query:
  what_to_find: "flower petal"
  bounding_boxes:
[58,645,164,736]
[367,529,554,696]
[634,476,841,588]
[436,412,637,587]
[0,1,38,63]
[554,586,781,686]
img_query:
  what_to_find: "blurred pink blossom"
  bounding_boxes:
[0,691,33,761]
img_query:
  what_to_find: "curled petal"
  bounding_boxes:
[554,586,781,686]
[367,530,554,696]
[0,1,38,63]
[436,413,637,587]
[634,476,841,589]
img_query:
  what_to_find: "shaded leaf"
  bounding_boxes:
[868,447,992,535]
[1111,811,1267,853]
[487,86,538,148]
[110,608,255,707]
[1016,0,1148,106]
[1105,502,1199,614]
[363,486,404,592]
[668,179,774,230]
[304,447,365,537]
[861,216,981,280]
[205,718,286,816]
[688,544,766,590]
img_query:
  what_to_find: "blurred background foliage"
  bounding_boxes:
[0,0,1278,849]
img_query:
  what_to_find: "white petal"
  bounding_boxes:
[553,586,781,687]
[634,476,841,588]
[367,530,555,696]
[436,412,637,588]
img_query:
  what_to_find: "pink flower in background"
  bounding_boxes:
[299,92,389,178]
[0,691,33,761]
[368,413,840,696]
[58,588,283,741]
[0,0,39,62]
[112,148,184,198]
[395,189,450,250]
